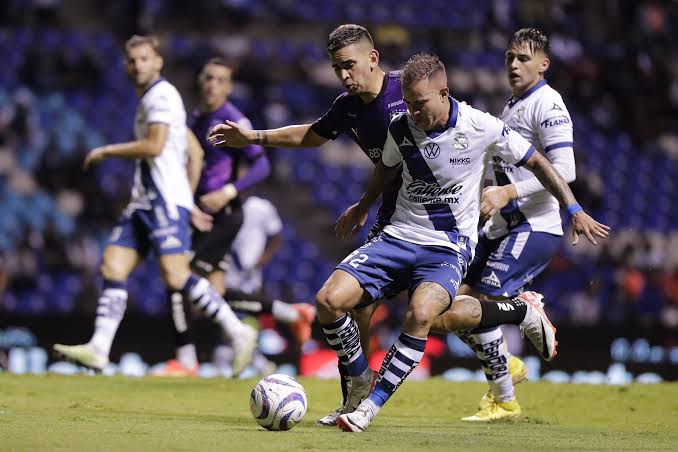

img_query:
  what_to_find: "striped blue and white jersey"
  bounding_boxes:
[130,78,194,214]
[484,80,575,238]
[381,98,535,254]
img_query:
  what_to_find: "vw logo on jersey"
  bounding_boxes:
[452,133,468,150]
[423,142,440,159]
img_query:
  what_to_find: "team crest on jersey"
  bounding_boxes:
[512,106,525,121]
[452,133,468,150]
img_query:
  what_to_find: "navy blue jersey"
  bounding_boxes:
[311,71,407,227]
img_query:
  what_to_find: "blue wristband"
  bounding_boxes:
[567,204,583,216]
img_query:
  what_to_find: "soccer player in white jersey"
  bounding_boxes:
[322,53,608,432]
[53,35,257,376]
[225,196,283,294]
[433,27,579,422]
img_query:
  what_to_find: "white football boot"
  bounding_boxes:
[230,324,258,377]
[337,398,380,432]
[53,343,108,371]
[517,291,558,361]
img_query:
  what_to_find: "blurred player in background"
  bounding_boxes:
[434,27,578,422]
[224,194,315,348]
[330,53,608,432]
[154,59,312,377]
[53,36,257,376]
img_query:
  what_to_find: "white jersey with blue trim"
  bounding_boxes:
[484,80,574,238]
[130,79,193,213]
[381,98,535,252]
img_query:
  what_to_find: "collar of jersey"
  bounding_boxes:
[139,76,166,100]
[507,79,547,108]
[424,96,459,138]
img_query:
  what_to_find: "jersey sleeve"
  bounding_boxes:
[513,93,576,198]
[143,85,173,125]
[310,94,350,140]
[486,113,535,166]
[534,92,574,154]
[381,128,403,167]
[261,200,283,236]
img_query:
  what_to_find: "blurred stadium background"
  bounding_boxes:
[0,0,676,382]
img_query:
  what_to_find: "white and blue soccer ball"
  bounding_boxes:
[249,374,307,431]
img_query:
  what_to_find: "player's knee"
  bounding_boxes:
[100,259,128,281]
[404,305,436,332]
[160,267,192,291]
[315,285,348,315]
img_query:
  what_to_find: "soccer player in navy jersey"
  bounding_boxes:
[53,36,258,377]
[208,24,410,424]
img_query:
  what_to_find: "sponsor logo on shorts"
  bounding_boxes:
[486,261,510,272]
[160,235,182,250]
[481,271,501,288]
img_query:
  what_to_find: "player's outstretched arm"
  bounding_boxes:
[520,151,610,245]
[335,161,401,239]
[207,122,328,149]
[83,123,169,170]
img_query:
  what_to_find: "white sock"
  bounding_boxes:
[472,327,515,402]
[90,283,127,357]
[183,275,245,341]
[176,344,198,369]
[271,300,300,323]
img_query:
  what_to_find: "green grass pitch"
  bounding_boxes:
[1,374,676,451]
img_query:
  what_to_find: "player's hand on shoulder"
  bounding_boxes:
[207,120,252,148]
[335,202,368,239]
[571,211,610,246]
[480,186,514,221]
[190,206,213,232]
[83,145,109,170]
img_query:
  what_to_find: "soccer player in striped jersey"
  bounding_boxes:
[441,27,579,422]
[53,36,257,376]
[329,53,608,432]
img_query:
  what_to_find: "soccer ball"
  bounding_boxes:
[249,374,307,431]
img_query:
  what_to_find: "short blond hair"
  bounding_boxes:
[124,35,160,55]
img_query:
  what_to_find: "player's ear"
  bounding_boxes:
[369,49,379,70]
[155,54,164,72]
[539,55,550,74]
[440,86,449,100]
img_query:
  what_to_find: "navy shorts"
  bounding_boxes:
[107,203,191,257]
[465,229,561,298]
[336,232,470,307]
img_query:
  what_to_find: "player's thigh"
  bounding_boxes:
[100,245,141,280]
[191,207,244,275]
[406,281,452,334]
[334,233,413,309]
[471,230,561,298]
